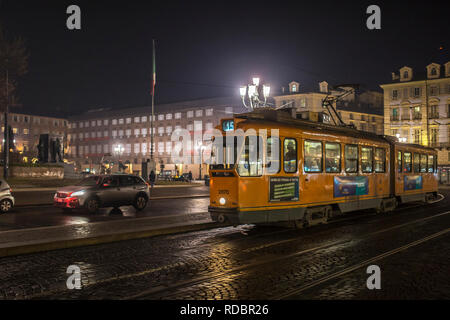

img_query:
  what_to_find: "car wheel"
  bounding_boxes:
[85,197,100,214]
[0,199,13,213]
[133,194,148,211]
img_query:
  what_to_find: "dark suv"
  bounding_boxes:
[54,174,150,214]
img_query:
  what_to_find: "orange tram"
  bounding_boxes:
[208,109,438,227]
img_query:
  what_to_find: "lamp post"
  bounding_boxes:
[240,77,271,110]
[195,142,206,180]
[114,144,124,171]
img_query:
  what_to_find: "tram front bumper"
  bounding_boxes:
[209,206,240,224]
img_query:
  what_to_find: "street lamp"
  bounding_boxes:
[114,144,124,171]
[195,142,206,180]
[240,76,271,110]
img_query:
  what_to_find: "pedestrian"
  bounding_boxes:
[149,170,156,188]
[188,171,193,182]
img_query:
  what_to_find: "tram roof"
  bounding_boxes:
[234,108,436,151]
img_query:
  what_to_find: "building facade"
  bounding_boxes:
[273,81,384,135]
[0,112,68,162]
[66,97,244,178]
[380,62,450,184]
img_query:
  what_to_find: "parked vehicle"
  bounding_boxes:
[54,174,150,214]
[173,173,190,182]
[0,179,14,213]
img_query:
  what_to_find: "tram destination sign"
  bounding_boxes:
[269,177,299,202]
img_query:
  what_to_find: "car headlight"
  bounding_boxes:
[71,190,86,197]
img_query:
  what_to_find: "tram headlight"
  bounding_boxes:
[219,197,226,205]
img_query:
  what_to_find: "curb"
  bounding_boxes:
[0,221,226,258]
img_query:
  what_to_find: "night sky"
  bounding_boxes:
[0,0,449,117]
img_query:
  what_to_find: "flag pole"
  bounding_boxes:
[149,39,156,174]
[150,39,155,162]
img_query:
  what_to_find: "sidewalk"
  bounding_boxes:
[0,211,222,258]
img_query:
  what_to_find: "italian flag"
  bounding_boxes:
[151,39,156,96]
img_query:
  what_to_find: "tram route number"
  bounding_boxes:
[269,177,299,202]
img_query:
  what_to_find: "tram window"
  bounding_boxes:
[428,155,434,173]
[397,151,402,173]
[283,138,298,173]
[304,140,322,172]
[374,148,386,173]
[403,152,412,172]
[345,144,358,173]
[413,153,420,173]
[420,154,427,173]
[361,147,373,173]
[266,136,280,174]
[325,142,341,173]
[236,136,263,177]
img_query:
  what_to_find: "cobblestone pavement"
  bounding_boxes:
[0,189,448,300]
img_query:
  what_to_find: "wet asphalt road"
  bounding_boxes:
[0,189,448,300]
[0,186,209,231]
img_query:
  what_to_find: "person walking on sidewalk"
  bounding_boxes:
[149,170,156,188]
[188,171,193,182]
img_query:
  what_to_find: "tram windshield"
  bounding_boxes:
[210,136,240,170]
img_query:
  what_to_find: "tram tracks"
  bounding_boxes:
[23,196,447,300]
[123,209,450,300]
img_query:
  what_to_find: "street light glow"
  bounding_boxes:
[252,77,260,86]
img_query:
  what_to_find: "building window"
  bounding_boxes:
[349,113,354,120]
[414,87,420,97]
[392,90,398,100]
[158,127,164,136]
[141,143,147,154]
[118,129,124,138]
[125,129,131,137]
[187,111,194,118]
[430,128,438,146]
[134,128,140,137]
[126,118,131,124]
[141,128,147,136]
[206,109,213,116]
[134,117,140,123]
[175,112,182,119]
[166,126,172,134]
[165,141,172,154]
[431,68,437,76]
[403,71,408,79]
[304,140,322,173]
[158,114,164,121]
[158,142,164,154]
[414,129,420,144]
[141,116,147,122]
[430,86,438,96]
[134,143,140,154]
[187,124,193,131]
[325,142,341,173]
[125,144,131,154]
[112,119,117,125]
[195,110,203,117]
[119,119,124,125]
[104,119,109,126]
[166,114,172,120]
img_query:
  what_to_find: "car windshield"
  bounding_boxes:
[78,176,102,186]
